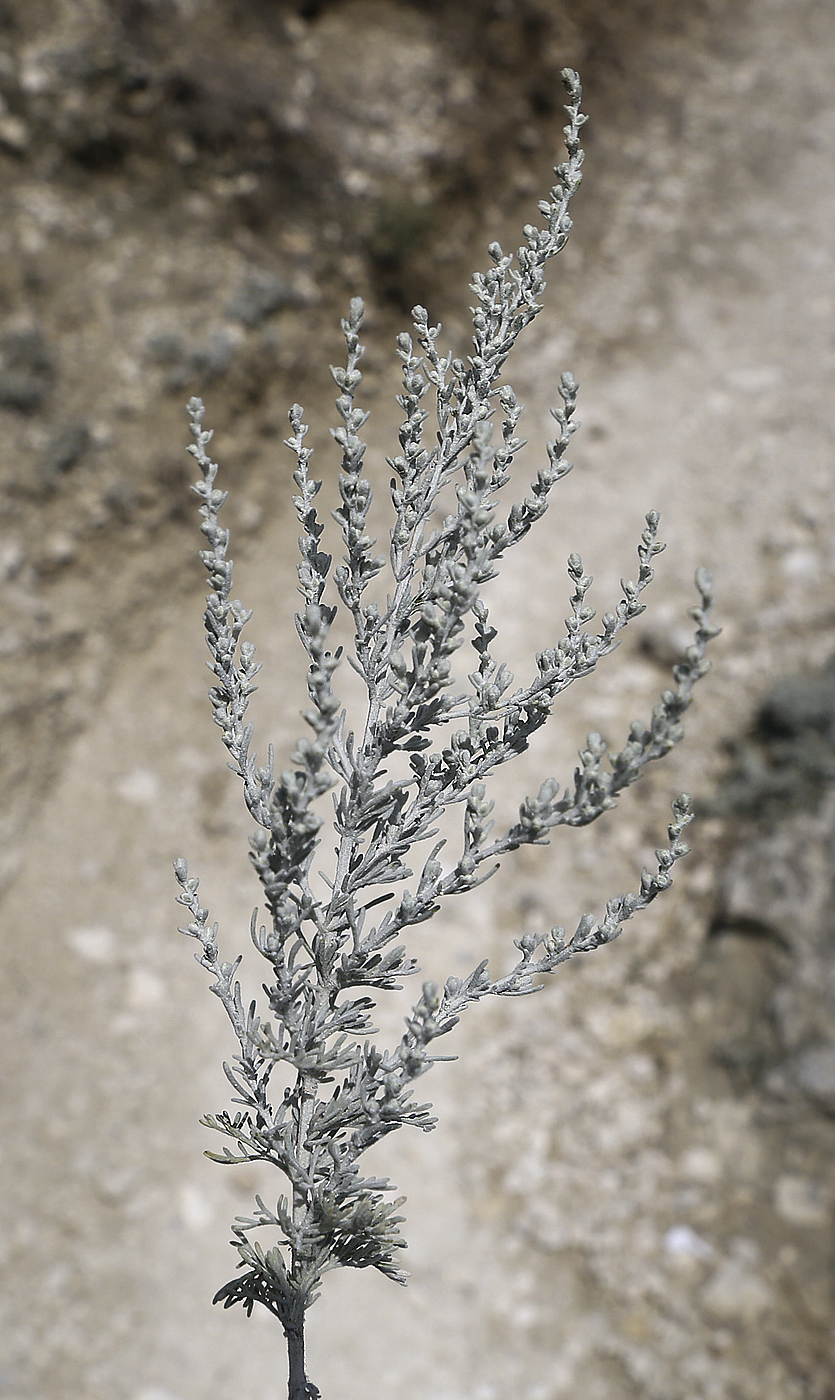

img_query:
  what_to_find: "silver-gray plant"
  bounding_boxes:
[174,70,716,1400]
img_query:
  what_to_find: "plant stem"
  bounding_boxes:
[285,1314,317,1400]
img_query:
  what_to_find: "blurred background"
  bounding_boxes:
[1,1,834,1397]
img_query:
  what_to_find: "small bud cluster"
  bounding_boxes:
[175,71,716,1400]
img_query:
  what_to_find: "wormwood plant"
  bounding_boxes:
[174,70,716,1400]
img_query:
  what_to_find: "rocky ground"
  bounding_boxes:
[1,1,835,1397]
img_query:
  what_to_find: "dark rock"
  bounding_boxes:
[714,802,835,949]
[794,1045,835,1115]
[188,330,235,381]
[225,270,301,327]
[44,423,90,477]
[0,371,45,412]
[696,932,786,1088]
[715,655,835,819]
[146,332,186,367]
[0,326,54,414]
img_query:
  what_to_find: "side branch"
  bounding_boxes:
[187,397,272,828]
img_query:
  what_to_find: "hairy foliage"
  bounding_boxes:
[174,69,717,1400]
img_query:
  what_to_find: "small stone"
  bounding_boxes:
[0,115,28,152]
[178,1183,213,1231]
[115,768,160,804]
[234,497,264,532]
[678,1148,722,1184]
[66,926,117,964]
[0,539,23,580]
[665,1225,714,1260]
[133,1388,185,1400]
[167,131,197,165]
[780,547,819,579]
[39,532,77,571]
[89,420,113,447]
[125,968,164,1010]
[774,1174,829,1227]
[701,1261,772,1323]
[585,998,663,1049]
[639,603,696,667]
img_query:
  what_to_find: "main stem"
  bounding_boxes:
[285,1073,319,1400]
[285,1315,317,1400]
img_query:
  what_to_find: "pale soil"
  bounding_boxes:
[1,2,835,1398]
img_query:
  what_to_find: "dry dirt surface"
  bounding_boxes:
[1,1,835,1398]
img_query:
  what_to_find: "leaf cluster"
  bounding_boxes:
[175,69,716,1341]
